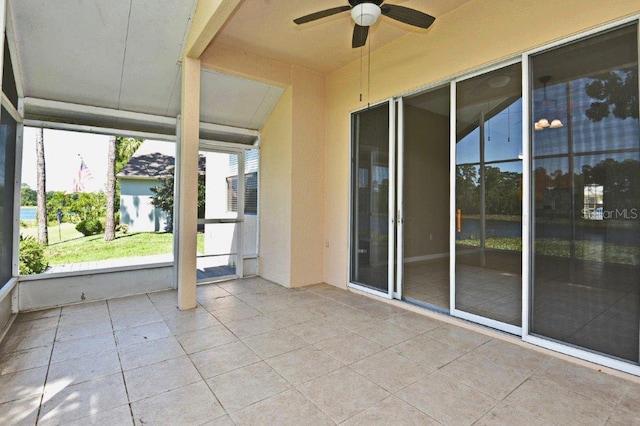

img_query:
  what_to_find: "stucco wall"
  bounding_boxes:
[259,87,293,286]
[323,0,640,287]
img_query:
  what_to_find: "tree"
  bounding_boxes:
[20,183,37,206]
[150,167,206,232]
[36,128,48,245]
[585,70,638,122]
[104,136,143,241]
[104,135,117,241]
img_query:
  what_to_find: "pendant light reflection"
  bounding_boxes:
[534,76,563,131]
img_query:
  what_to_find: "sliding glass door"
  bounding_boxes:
[350,100,395,297]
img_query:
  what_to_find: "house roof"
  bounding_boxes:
[118,141,205,179]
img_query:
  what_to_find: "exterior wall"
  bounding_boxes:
[18,266,173,311]
[323,0,640,287]
[120,178,168,233]
[259,87,293,286]
[0,288,13,337]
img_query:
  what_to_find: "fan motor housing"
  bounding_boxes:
[349,0,384,6]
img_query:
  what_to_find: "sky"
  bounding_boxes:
[22,127,110,192]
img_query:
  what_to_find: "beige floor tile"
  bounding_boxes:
[396,372,497,425]
[63,405,132,425]
[39,373,128,425]
[0,344,51,375]
[51,332,117,364]
[7,316,58,336]
[55,318,113,342]
[350,349,432,393]
[119,335,186,371]
[190,341,260,379]
[607,408,640,426]
[111,310,164,331]
[0,395,41,426]
[230,389,333,426]
[287,317,347,344]
[114,321,172,348]
[46,350,121,391]
[207,361,290,411]
[15,308,60,323]
[124,356,202,402]
[197,284,231,301]
[424,324,492,352]
[354,301,407,319]
[391,335,466,369]
[342,395,440,426]
[471,339,548,373]
[299,367,390,423]
[314,332,384,364]
[475,400,558,426]
[163,309,221,335]
[132,381,224,425]
[176,325,238,354]
[353,321,419,348]
[439,350,530,400]
[0,327,56,354]
[199,295,247,313]
[502,377,612,425]
[534,357,631,407]
[0,366,47,404]
[210,303,261,323]
[201,415,236,426]
[386,311,445,333]
[225,315,281,339]
[266,346,343,386]
[61,301,109,318]
[57,309,112,327]
[265,307,321,326]
[618,381,640,415]
[242,329,306,359]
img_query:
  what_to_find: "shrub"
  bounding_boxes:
[116,223,129,234]
[19,235,48,275]
[76,219,103,236]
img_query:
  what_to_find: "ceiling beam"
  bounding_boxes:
[184,0,241,59]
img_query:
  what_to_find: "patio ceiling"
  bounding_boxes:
[8,0,283,133]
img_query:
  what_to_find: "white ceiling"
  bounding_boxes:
[9,0,283,134]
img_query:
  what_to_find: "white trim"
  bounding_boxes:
[22,119,175,142]
[1,92,21,122]
[395,97,404,300]
[23,97,177,126]
[172,115,182,290]
[11,98,23,278]
[348,281,393,300]
[4,2,23,99]
[388,99,396,299]
[199,121,260,138]
[521,51,531,339]
[198,139,254,152]
[449,82,457,314]
[236,150,245,278]
[452,308,522,336]
[403,252,449,264]
[0,278,16,305]
[524,335,640,376]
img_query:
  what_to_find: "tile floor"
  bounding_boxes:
[1,277,639,425]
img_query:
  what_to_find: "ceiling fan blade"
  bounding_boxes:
[381,4,435,29]
[293,6,351,25]
[352,24,369,48]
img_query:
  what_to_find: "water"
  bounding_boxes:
[20,206,37,221]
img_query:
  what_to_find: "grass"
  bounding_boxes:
[20,222,204,265]
[457,237,640,265]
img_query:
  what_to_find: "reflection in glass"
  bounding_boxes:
[350,103,390,292]
[0,107,17,287]
[455,63,523,326]
[531,24,640,363]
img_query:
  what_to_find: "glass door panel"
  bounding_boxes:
[197,149,241,283]
[350,101,393,294]
[530,24,640,363]
[455,63,523,328]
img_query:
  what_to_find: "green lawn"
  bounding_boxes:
[21,223,204,265]
[457,237,640,265]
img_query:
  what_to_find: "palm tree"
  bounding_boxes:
[36,128,48,245]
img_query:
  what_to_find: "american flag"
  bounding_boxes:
[72,158,94,192]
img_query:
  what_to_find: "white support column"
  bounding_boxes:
[176,57,201,310]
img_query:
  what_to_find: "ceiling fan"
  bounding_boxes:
[293,1,436,48]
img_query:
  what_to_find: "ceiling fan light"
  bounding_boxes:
[538,118,550,128]
[351,3,381,27]
[534,121,544,131]
[549,119,564,128]
[488,75,510,88]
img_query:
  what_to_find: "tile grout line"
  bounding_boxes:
[33,308,62,425]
